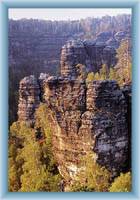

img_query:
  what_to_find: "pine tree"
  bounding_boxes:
[114,39,132,86]
[8,122,24,191]
[109,68,117,80]
[9,120,61,192]
[70,153,111,192]
[19,131,48,192]
[94,72,100,80]
[100,64,109,80]
[109,172,131,192]
[86,72,95,82]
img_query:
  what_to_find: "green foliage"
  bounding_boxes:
[109,172,132,192]
[86,72,94,82]
[8,142,22,191]
[8,122,26,191]
[86,64,109,82]
[109,63,132,87]
[109,67,117,80]
[35,104,62,191]
[8,107,62,192]
[114,39,132,86]
[70,184,94,192]
[86,40,132,86]
[99,64,109,80]
[94,72,100,80]
[35,104,49,131]
[70,153,111,192]
[19,134,47,192]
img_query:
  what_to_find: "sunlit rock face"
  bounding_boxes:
[42,77,129,178]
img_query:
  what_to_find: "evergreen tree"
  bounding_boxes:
[8,122,25,191]
[99,64,109,80]
[70,153,111,192]
[35,104,62,191]
[114,39,132,86]
[109,68,116,80]
[9,119,61,192]
[8,140,22,191]
[19,130,48,192]
[94,72,100,80]
[86,72,95,82]
[109,172,131,192]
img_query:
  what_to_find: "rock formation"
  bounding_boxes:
[60,40,117,76]
[9,15,131,74]
[9,15,131,124]
[18,75,40,124]
[42,78,129,178]
[17,41,131,179]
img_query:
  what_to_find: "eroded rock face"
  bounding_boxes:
[86,81,128,174]
[9,15,131,73]
[17,41,131,180]
[60,40,117,75]
[18,75,40,124]
[42,78,129,178]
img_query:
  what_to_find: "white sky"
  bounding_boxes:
[9,8,131,21]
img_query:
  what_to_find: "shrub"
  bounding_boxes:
[109,172,132,192]
[70,153,111,192]
[86,72,95,82]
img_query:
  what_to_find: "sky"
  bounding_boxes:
[9,8,131,21]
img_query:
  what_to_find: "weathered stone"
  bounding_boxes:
[60,40,87,77]
[9,15,131,73]
[18,75,40,124]
[41,77,130,178]
[38,73,49,102]
[80,81,128,175]
[17,43,131,180]
[60,39,117,76]
[95,31,113,43]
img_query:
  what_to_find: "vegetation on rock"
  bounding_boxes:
[86,39,132,86]
[109,172,131,192]
[69,153,111,192]
[8,104,62,192]
[8,17,132,192]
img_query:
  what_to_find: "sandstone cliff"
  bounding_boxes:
[9,15,131,73]
[17,39,131,179]
[60,40,116,75]
[9,15,131,124]
[18,75,40,124]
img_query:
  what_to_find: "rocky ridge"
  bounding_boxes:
[9,15,131,74]
[9,15,131,125]
[60,40,116,76]
[18,75,40,124]
[17,39,131,180]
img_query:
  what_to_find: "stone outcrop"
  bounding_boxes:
[17,38,131,180]
[9,15,131,74]
[9,15,131,124]
[42,78,130,178]
[18,75,40,124]
[60,40,117,76]
[17,75,131,180]
[86,81,129,174]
